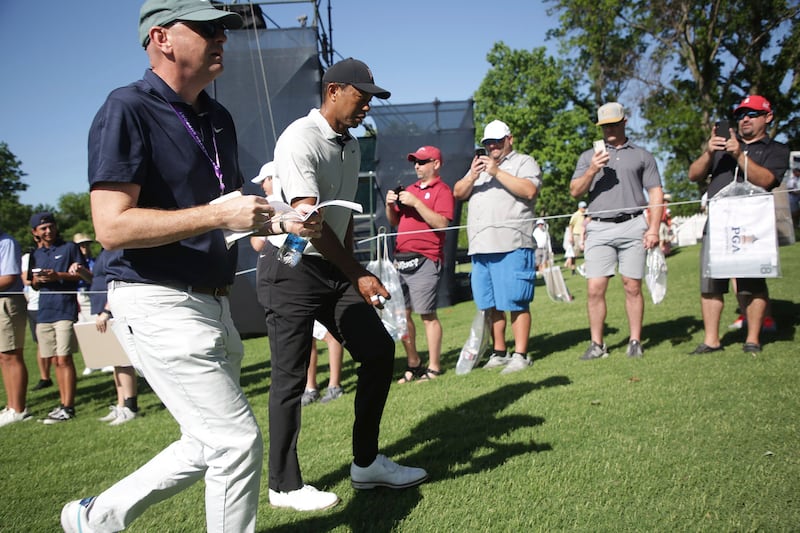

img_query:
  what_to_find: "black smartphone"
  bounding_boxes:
[393,185,404,206]
[715,119,731,140]
[475,148,487,157]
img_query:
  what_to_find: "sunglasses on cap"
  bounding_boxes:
[734,109,767,121]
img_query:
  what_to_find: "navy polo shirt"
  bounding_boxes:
[88,69,244,287]
[32,240,85,323]
[88,249,120,315]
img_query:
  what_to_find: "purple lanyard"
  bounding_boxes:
[170,105,224,195]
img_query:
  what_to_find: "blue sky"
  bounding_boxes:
[0,1,557,208]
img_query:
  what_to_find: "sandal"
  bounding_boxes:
[417,368,444,382]
[397,365,424,384]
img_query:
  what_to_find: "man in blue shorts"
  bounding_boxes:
[454,120,542,374]
[570,102,663,360]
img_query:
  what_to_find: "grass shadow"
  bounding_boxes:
[263,378,564,532]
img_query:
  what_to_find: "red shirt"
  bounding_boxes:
[393,177,454,261]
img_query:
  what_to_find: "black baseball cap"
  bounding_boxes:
[322,58,391,99]
[30,212,56,229]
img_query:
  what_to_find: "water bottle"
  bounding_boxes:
[277,233,307,267]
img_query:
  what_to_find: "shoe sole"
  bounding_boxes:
[351,473,429,490]
[269,497,340,511]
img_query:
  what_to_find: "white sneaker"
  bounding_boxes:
[98,405,119,422]
[351,454,428,490]
[82,367,96,376]
[268,484,339,511]
[61,497,97,533]
[101,366,115,373]
[500,353,531,374]
[42,406,74,425]
[0,407,32,428]
[483,353,510,369]
[109,406,137,426]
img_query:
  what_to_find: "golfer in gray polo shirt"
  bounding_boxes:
[570,102,663,360]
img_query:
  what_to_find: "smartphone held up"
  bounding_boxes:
[715,119,731,140]
[475,147,487,157]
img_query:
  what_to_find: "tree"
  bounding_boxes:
[473,43,594,239]
[546,0,800,215]
[0,141,35,247]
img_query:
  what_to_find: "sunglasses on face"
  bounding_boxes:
[414,159,434,166]
[173,20,227,40]
[481,138,505,146]
[734,110,767,121]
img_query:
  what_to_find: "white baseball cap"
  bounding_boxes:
[481,120,511,143]
[251,162,275,184]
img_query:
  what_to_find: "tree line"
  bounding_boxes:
[3,1,798,248]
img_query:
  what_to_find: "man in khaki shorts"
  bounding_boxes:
[0,227,30,427]
[28,212,88,424]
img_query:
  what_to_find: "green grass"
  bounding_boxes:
[2,243,799,532]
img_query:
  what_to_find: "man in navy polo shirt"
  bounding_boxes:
[60,1,320,532]
[29,212,87,424]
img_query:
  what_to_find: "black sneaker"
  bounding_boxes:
[32,378,53,391]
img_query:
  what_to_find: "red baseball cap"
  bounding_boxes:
[734,95,772,114]
[407,146,442,163]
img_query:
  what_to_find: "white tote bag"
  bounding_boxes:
[705,172,780,279]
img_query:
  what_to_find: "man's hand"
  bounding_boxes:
[356,271,391,309]
[396,190,419,209]
[214,195,275,233]
[589,150,610,173]
[95,312,110,333]
[643,231,659,250]
[386,189,399,206]
[471,155,487,177]
[282,205,323,239]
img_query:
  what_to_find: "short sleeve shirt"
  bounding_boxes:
[0,232,23,293]
[707,136,789,199]
[88,69,244,287]
[273,108,361,257]
[466,150,542,255]
[32,240,84,323]
[393,177,454,262]
[572,140,661,217]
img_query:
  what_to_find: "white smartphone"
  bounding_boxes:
[593,140,606,154]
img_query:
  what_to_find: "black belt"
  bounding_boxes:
[112,281,230,297]
[593,211,643,223]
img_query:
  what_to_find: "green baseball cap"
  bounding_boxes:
[139,0,244,47]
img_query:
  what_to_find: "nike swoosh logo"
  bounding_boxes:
[55,255,63,259]
[214,127,224,133]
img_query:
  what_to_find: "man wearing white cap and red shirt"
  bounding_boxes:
[386,145,454,383]
[454,119,542,374]
[688,94,789,355]
[570,102,663,360]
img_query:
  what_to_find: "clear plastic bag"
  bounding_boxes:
[455,309,492,375]
[645,247,667,304]
[365,229,408,341]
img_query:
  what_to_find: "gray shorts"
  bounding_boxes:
[584,215,647,279]
[396,257,441,315]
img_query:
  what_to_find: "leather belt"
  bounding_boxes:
[186,285,230,297]
[593,211,643,223]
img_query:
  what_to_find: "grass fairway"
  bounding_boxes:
[2,243,798,532]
